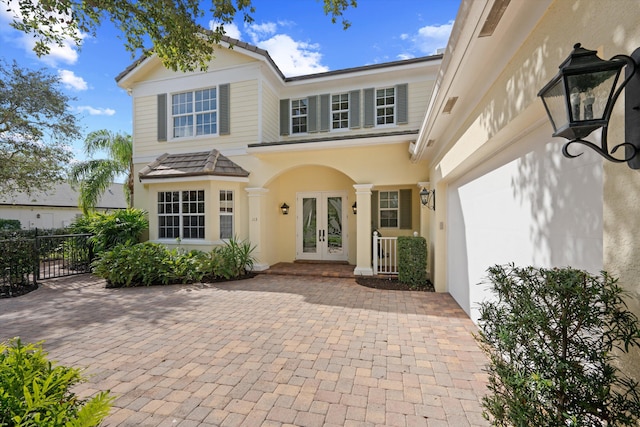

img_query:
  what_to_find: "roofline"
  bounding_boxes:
[115,34,443,85]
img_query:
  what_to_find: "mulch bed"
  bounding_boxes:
[355,276,434,292]
[0,283,38,299]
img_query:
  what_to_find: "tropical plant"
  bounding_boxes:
[2,0,357,72]
[0,338,112,426]
[0,60,79,196]
[70,209,148,254]
[69,130,133,214]
[212,237,256,279]
[476,264,640,427]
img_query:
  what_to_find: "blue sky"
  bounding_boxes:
[0,0,459,163]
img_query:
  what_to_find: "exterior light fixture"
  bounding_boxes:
[419,188,435,210]
[538,43,640,168]
[352,202,357,215]
[280,203,289,215]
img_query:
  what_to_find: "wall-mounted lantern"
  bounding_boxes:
[280,203,289,215]
[419,187,435,210]
[538,43,640,168]
[352,202,357,215]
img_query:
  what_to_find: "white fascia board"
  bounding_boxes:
[140,175,249,185]
[247,134,409,154]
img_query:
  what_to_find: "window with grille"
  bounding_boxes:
[158,190,205,239]
[376,87,395,125]
[219,190,234,240]
[291,98,308,134]
[172,88,217,138]
[379,190,399,228]
[331,93,349,130]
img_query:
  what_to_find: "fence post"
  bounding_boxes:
[372,231,378,275]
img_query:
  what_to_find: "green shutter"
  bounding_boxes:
[396,83,408,124]
[349,90,360,129]
[371,190,379,230]
[280,99,290,136]
[219,83,230,135]
[363,88,375,128]
[308,96,318,133]
[320,94,330,132]
[399,189,412,229]
[157,94,167,142]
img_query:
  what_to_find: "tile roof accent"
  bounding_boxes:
[247,129,420,148]
[139,150,250,180]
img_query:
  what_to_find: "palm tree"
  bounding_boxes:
[69,130,133,214]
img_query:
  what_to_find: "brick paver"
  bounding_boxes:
[0,273,489,426]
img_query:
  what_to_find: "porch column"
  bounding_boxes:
[245,187,269,271]
[353,183,374,276]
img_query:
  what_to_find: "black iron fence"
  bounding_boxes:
[0,232,93,297]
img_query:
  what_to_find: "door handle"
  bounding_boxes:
[322,230,326,242]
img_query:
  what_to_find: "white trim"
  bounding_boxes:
[141,175,249,185]
[152,239,214,246]
[247,133,411,154]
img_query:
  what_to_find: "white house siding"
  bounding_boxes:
[261,85,280,142]
[446,125,603,321]
[132,95,157,159]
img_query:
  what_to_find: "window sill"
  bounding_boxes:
[152,239,214,246]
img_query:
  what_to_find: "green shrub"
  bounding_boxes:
[92,238,256,287]
[70,209,148,254]
[0,338,112,426]
[0,239,37,297]
[476,264,640,426]
[397,236,427,288]
[0,220,21,231]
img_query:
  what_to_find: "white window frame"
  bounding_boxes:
[171,87,218,139]
[291,98,308,134]
[219,190,234,240]
[157,190,205,240]
[376,87,395,126]
[379,190,399,228]
[331,93,349,131]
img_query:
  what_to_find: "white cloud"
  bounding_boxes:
[245,22,277,43]
[256,34,328,77]
[58,69,88,91]
[0,0,82,67]
[209,21,242,40]
[77,106,116,116]
[414,21,454,55]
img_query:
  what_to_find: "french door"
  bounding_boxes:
[296,191,347,261]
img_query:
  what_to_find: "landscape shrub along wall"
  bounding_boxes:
[397,236,427,288]
[476,264,640,426]
[0,219,20,230]
[70,208,148,254]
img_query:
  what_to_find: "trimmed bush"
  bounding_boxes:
[476,264,640,426]
[0,338,112,426]
[397,236,427,288]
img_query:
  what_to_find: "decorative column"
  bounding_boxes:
[245,187,269,271]
[353,184,374,276]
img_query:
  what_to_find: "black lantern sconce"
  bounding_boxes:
[280,203,289,215]
[538,43,640,168]
[352,202,357,215]
[419,187,435,210]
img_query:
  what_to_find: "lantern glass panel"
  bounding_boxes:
[541,78,567,133]
[566,70,619,122]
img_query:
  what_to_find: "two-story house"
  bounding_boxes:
[116,36,440,275]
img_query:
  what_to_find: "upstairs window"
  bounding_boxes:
[331,93,349,130]
[172,88,217,138]
[376,87,395,125]
[291,98,308,134]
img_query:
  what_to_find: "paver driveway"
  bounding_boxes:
[0,274,489,426]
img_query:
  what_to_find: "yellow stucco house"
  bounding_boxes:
[117,0,640,383]
[116,37,439,277]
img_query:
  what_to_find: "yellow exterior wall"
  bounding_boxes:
[429,0,640,384]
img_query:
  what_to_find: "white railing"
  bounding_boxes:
[373,231,398,275]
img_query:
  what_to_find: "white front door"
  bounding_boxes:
[296,191,347,261]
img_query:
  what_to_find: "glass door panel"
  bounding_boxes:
[302,197,317,254]
[326,196,343,255]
